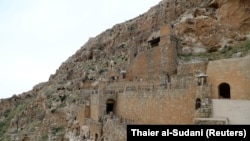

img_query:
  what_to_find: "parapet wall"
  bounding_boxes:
[177,62,208,76]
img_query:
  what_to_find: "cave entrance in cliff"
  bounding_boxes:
[106,99,115,114]
[219,83,231,99]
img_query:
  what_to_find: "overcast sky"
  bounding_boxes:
[0,0,162,99]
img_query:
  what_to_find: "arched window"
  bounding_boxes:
[219,83,231,99]
[195,98,201,110]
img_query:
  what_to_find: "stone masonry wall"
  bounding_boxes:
[177,62,208,76]
[206,56,250,99]
[115,87,196,124]
[212,99,250,124]
[90,92,100,121]
[126,47,161,81]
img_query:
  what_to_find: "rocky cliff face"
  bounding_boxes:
[0,0,250,140]
[175,0,250,54]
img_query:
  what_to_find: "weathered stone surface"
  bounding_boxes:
[0,0,250,140]
[175,0,250,53]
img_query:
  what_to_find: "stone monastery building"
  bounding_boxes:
[74,25,250,140]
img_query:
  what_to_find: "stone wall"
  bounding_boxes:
[88,74,199,125]
[194,84,212,118]
[193,117,229,125]
[171,75,195,89]
[84,118,102,141]
[212,99,250,124]
[90,91,100,121]
[126,46,161,81]
[177,62,208,76]
[126,25,178,81]
[101,115,129,141]
[159,26,178,76]
[115,87,196,124]
[77,104,90,125]
[206,56,250,99]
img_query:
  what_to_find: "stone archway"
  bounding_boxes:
[219,83,231,99]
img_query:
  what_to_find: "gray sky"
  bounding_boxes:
[0,0,162,99]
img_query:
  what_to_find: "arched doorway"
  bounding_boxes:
[95,133,98,141]
[219,83,230,99]
[106,99,115,114]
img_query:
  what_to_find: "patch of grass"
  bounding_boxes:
[0,121,8,137]
[41,134,48,141]
[57,102,66,108]
[3,109,11,118]
[0,101,29,138]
